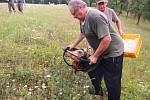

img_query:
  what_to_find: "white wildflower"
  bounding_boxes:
[139,81,144,84]
[59,92,63,95]
[42,85,46,89]
[27,92,32,95]
[147,70,150,72]
[85,85,90,88]
[29,88,33,91]
[46,75,51,78]
[24,85,27,88]
[6,86,10,88]
[141,85,145,88]
[32,29,35,32]
[19,98,22,100]
[34,86,39,89]
[57,81,59,84]
[42,83,46,89]
[83,85,88,89]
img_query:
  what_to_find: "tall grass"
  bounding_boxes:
[0,3,150,100]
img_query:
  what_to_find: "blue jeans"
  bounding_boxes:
[88,54,123,100]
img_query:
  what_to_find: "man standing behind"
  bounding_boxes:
[96,0,124,35]
[8,0,16,13]
[17,0,25,13]
[67,0,124,100]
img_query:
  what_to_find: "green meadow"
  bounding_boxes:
[0,3,150,100]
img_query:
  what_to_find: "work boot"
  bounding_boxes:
[88,86,103,96]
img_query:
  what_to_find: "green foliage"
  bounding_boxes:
[0,3,150,100]
[107,0,150,24]
[143,0,150,21]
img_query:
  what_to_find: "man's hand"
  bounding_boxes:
[89,55,98,65]
[67,33,85,50]
[67,44,75,50]
[119,30,124,35]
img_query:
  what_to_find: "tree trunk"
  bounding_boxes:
[137,13,142,25]
[118,4,123,16]
[89,0,93,7]
[126,10,129,18]
[125,0,129,18]
[116,0,118,9]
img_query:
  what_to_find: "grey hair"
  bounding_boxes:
[68,0,87,11]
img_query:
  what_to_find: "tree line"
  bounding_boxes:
[107,0,150,25]
[28,0,150,25]
[0,0,68,4]
[1,0,149,24]
[88,0,150,25]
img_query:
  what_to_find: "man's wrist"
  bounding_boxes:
[93,53,99,58]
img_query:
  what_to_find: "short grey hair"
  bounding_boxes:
[68,0,87,11]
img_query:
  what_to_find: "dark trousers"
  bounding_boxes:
[88,54,123,100]
[8,2,15,12]
[17,3,23,13]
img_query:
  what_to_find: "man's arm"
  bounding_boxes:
[111,9,124,35]
[68,33,85,49]
[89,35,111,64]
[116,19,124,35]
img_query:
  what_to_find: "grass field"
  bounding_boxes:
[0,3,150,100]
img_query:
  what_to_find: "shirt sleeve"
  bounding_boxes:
[92,15,110,39]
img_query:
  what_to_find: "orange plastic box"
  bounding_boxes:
[121,34,142,58]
